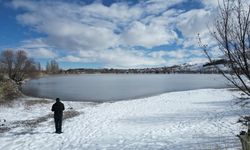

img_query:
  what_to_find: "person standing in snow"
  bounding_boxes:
[51,98,65,134]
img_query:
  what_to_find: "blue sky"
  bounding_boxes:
[0,0,219,69]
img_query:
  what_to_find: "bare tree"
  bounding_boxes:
[46,59,60,74]
[199,0,250,97]
[0,49,40,83]
[1,49,14,78]
[37,62,41,71]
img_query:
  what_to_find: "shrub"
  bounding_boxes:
[0,80,22,102]
[0,74,4,82]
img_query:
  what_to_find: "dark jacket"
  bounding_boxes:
[51,101,65,118]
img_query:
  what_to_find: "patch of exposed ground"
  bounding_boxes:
[0,110,80,134]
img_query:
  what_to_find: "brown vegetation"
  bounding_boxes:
[46,59,60,74]
[24,99,52,107]
[0,49,40,84]
[0,79,22,103]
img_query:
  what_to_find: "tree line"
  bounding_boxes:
[0,49,60,84]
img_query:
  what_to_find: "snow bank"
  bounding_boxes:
[0,89,248,149]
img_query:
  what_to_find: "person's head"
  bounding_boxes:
[56,98,60,102]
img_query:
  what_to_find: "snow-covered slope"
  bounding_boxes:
[0,89,248,149]
[167,62,227,73]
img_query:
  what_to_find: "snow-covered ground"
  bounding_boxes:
[0,89,249,150]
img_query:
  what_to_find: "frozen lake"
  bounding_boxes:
[21,74,229,102]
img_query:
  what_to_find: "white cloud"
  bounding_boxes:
[59,48,167,68]
[149,49,191,59]
[88,48,166,68]
[20,38,51,49]
[58,55,93,63]
[12,0,184,51]
[52,47,208,68]
[19,38,58,59]
[148,50,178,59]
[27,48,58,59]
[149,51,168,59]
[176,8,217,48]
[122,21,177,48]
[149,49,207,65]
[166,50,188,59]
[99,49,166,68]
[11,0,38,10]
[83,2,142,23]
[143,0,185,14]
[202,0,221,8]
[10,0,218,68]
[189,49,205,57]
[15,3,119,50]
[186,57,208,65]
[177,8,211,38]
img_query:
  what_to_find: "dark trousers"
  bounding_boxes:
[54,117,62,133]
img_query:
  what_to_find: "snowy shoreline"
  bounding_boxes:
[0,88,249,149]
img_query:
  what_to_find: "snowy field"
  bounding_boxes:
[0,89,249,150]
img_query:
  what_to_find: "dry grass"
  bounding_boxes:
[24,99,52,107]
[0,100,14,107]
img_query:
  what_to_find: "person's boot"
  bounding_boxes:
[58,131,63,134]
